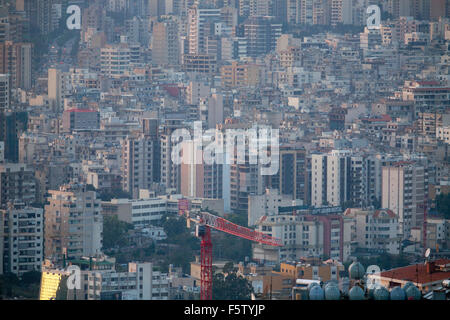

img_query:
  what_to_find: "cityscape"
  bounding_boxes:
[0,0,449,302]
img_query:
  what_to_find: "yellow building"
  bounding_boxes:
[279,258,344,282]
[39,270,65,300]
[221,61,261,88]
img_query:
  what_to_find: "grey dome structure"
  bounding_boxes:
[349,286,365,300]
[324,281,338,290]
[403,281,414,291]
[405,285,421,300]
[374,286,390,300]
[390,287,406,300]
[349,262,365,280]
[325,285,341,300]
[309,285,325,300]
[367,287,376,300]
[307,282,319,292]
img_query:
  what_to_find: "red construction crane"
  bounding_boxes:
[178,199,282,300]
[418,197,429,255]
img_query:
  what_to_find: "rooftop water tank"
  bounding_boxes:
[324,281,338,291]
[309,285,325,300]
[402,281,414,291]
[367,287,376,300]
[349,262,365,280]
[405,285,421,300]
[390,287,406,300]
[307,282,319,292]
[325,285,341,300]
[374,286,390,300]
[349,286,365,300]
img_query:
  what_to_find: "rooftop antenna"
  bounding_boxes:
[424,248,431,263]
[425,248,432,287]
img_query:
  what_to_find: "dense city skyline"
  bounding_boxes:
[0,0,449,302]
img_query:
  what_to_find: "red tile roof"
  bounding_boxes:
[380,259,450,285]
[373,209,396,219]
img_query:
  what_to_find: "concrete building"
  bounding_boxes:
[1,203,43,276]
[151,17,180,67]
[268,146,307,202]
[368,259,450,293]
[344,208,401,255]
[40,259,169,300]
[310,150,351,208]
[187,7,221,56]
[199,92,224,129]
[121,122,160,198]
[279,258,345,282]
[101,44,132,78]
[0,41,32,90]
[254,210,353,263]
[77,262,169,300]
[48,68,68,112]
[382,162,427,239]
[220,61,261,88]
[0,163,36,208]
[243,16,282,58]
[180,140,223,200]
[248,188,293,227]
[0,73,9,111]
[186,81,210,105]
[62,109,100,133]
[44,184,103,263]
[102,197,167,228]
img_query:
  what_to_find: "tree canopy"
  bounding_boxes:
[436,193,450,219]
[102,215,134,250]
[212,269,253,300]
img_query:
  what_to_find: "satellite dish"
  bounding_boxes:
[425,248,431,259]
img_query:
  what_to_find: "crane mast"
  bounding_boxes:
[178,199,282,300]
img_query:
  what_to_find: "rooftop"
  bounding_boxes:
[379,259,450,285]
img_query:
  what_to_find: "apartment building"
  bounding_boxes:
[121,123,160,198]
[62,109,100,133]
[0,41,32,90]
[101,44,132,78]
[1,203,43,276]
[279,258,345,282]
[0,73,9,111]
[180,140,223,200]
[151,17,180,67]
[248,188,293,227]
[187,7,221,55]
[254,210,352,263]
[267,146,307,202]
[101,197,167,227]
[44,184,103,263]
[220,61,261,88]
[243,16,282,58]
[310,150,351,208]
[0,163,36,208]
[345,208,401,255]
[382,161,427,239]
[79,262,169,300]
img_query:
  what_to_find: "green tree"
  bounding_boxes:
[436,193,450,219]
[223,261,237,274]
[99,189,131,201]
[212,272,253,300]
[102,215,134,250]
[162,216,188,240]
[20,271,41,285]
